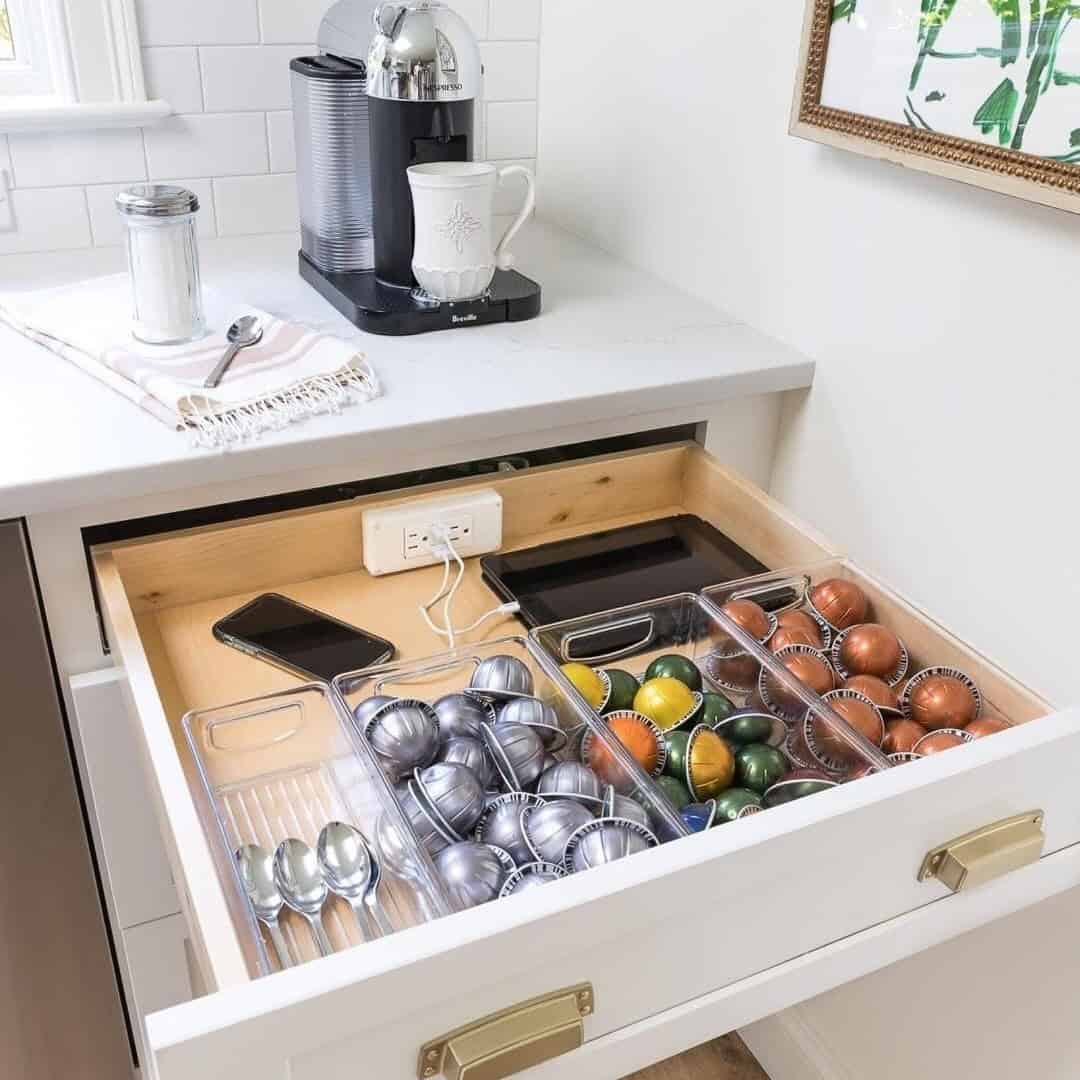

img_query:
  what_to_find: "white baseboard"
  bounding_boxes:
[739,1007,849,1080]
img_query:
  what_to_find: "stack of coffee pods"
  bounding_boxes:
[356,653,667,910]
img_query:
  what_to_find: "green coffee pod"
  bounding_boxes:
[713,787,764,823]
[644,653,703,693]
[696,690,736,726]
[654,774,692,811]
[601,668,640,713]
[734,743,788,795]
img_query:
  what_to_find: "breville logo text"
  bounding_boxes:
[452,314,478,323]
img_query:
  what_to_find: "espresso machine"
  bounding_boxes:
[292,0,542,336]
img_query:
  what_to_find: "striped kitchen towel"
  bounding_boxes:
[0,274,380,449]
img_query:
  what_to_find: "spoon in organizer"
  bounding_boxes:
[236,844,292,970]
[318,822,394,940]
[204,314,263,389]
[273,838,334,958]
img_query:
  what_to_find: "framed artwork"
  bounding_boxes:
[791,0,1080,212]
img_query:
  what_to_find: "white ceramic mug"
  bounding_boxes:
[407,161,537,302]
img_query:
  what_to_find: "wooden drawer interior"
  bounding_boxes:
[91,441,1053,994]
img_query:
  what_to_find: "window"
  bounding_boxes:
[0,0,171,131]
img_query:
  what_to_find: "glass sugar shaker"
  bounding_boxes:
[116,184,206,345]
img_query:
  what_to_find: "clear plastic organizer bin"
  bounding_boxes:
[531,593,892,826]
[183,684,453,977]
[332,637,688,909]
[701,560,1021,749]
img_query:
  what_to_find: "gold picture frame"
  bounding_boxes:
[791,0,1080,213]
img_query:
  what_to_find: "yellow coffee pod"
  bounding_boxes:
[685,725,735,799]
[560,662,609,710]
[633,677,698,731]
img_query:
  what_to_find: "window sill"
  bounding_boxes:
[0,98,173,133]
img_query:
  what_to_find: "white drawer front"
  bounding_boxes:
[71,669,180,929]
[142,707,1080,1080]
[124,914,197,1022]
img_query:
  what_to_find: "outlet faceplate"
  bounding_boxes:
[362,488,503,576]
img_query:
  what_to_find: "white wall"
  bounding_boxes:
[537,1,1079,1076]
[0,0,541,253]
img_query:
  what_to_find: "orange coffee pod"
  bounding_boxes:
[843,674,901,714]
[583,711,664,783]
[809,578,869,631]
[833,624,907,684]
[882,718,927,755]
[903,668,981,731]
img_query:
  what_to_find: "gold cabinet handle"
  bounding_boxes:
[418,983,594,1080]
[918,811,1045,892]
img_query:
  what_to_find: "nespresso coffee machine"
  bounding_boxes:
[292,0,541,336]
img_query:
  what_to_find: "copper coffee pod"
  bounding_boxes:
[808,578,870,631]
[759,645,836,719]
[803,689,884,772]
[831,624,909,686]
[882,717,927,755]
[705,651,761,693]
[718,598,777,649]
[901,667,982,731]
[887,751,921,765]
[774,608,830,651]
[965,715,1011,738]
[913,728,974,756]
[842,674,902,716]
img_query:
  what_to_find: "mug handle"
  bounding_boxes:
[493,166,537,272]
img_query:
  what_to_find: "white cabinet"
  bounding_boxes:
[70,668,180,929]
[88,442,1078,1080]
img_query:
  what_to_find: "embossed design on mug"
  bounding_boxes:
[436,202,482,253]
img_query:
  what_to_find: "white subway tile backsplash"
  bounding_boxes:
[199,44,303,112]
[136,0,259,46]
[9,129,147,189]
[85,179,216,246]
[214,173,298,235]
[258,0,327,44]
[5,0,542,254]
[480,42,539,101]
[267,111,296,173]
[491,158,536,215]
[0,187,91,254]
[489,0,541,40]
[485,101,537,158]
[144,114,269,179]
[453,0,489,38]
[142,47,204,113]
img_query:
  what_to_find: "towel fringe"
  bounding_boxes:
[178,360,381,450]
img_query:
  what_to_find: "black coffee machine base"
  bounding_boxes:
[299,253,542,337]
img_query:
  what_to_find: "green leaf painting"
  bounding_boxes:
[823,0,1080,161]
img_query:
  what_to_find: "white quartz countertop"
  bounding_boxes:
[0,223,813,518]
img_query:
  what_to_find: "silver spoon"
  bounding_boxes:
[273,838,334,957]
[236,844,292,970]
[318,822,394,939]
[205,314,263,389]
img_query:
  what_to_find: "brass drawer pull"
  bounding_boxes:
[918,811,1044,892]
[418,983,594,1080]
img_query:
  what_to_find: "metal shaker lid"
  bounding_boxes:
[367,1,482,102]
[115,184,199,217]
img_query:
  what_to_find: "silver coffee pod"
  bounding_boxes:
[562,817,658,874]
[438,734,494,790]
[600,785,652,829]
[475,791,544,865]
[433,692,494,742]
[413,761,486,839]
[535,760,603,807]
[393,783,452,857]
[481,721,546,791]
[497,696,568,750]
[434,841,513,909]
[498,861,567,898]
[365,699,440,779]
[353,694,397,730]
[469,654,534,701]
[521,799,594,866]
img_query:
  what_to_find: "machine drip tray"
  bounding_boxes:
[299,253,542,336]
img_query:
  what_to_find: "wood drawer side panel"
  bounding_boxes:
[93,551,250,991]
[108,446,690,615]
[681,447,836,569]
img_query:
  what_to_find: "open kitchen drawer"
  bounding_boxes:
[91,441,1076,1080]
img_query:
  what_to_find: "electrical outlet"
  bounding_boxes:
[362,488,503,575]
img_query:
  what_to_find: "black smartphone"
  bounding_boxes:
[212,593,395,682]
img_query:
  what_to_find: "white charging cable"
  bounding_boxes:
[418,523,519,648]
